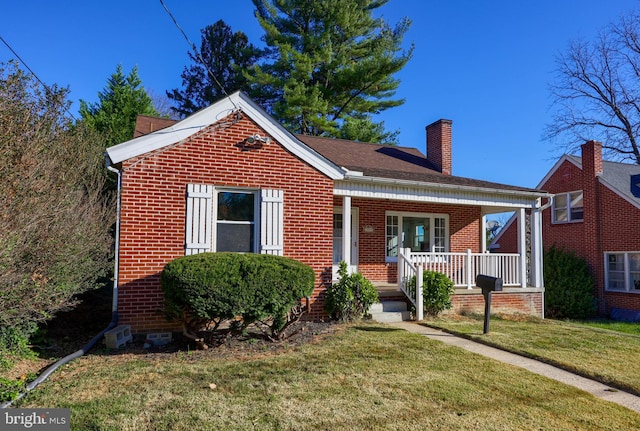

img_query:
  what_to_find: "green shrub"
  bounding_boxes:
[544,245,597,319]
[325,262,378,321]
[161,253,315,343]
[411,270,454,316]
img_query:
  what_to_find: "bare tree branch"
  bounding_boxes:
[547,11,640,164]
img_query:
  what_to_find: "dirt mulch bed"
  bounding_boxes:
[2,285,341,382]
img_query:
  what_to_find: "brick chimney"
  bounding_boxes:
[581,140,603,178]
[426,119,452,175]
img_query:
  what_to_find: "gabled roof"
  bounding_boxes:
[301,135,542,194]
[108,92,545,200]
[105,91,345,180]
[568,155,640,208]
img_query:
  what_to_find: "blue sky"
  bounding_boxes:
[2,1,638,188]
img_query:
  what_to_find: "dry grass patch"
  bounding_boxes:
[14,323,640,430]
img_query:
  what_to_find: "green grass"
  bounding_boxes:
[427,314,640,395]
[570,318,640,336]
[17,323,640,430]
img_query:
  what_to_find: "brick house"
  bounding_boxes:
[493,140,640,316]
[105,91,549,333]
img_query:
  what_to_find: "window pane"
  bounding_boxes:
[333,214,343,263]
[629,254,640,271]
[608,254,625,271]
[216,223,254,252]
[555,194,567,208]
[554,208,568,222]
[218,192,254,221]
[607,254,626,291]
[434,217,446,252]
[630,254,640,291]
[609,272,626,290]
[403,217,429,252]
[630,272,640,291]
[386,215,398,257]
[569,192,583,221]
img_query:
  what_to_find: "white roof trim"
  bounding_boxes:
[344,173,550,201]
[106,91,345,180]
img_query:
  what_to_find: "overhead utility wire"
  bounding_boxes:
[0,35,78,122]
[159,0,238,111]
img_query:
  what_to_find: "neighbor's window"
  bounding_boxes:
[216,191,257,252]
[386,212,448,260]
[553,191,583,223]
[605,252,640,292]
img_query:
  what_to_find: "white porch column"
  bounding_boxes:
[517,208,527,288]
[530,205,543,288]
[481,214,487,252]
[342,196,352,268]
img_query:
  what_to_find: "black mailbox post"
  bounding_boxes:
[476,274,503,334]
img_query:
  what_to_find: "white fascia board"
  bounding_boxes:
[106,96,239,165]
[105,91,345,180]
[340,174,550,203]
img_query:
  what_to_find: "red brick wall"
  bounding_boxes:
[333,197,481,282]
[117,114,334,332]
[450,291,542,316]
[598,186,640,312]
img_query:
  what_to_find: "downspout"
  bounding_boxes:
[106,157,122,320]
[1,155,122,409]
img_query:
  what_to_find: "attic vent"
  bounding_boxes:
[631,174,640,198]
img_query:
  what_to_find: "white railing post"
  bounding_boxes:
[398,249,405,291]
[416,264,424,321]
[466,249,473,289]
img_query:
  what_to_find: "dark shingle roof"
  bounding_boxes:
[298,134,541,193]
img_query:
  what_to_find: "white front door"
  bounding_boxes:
[333,207,359,278]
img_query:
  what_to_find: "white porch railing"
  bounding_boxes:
[398,248,522,291]
[398,248,424,321]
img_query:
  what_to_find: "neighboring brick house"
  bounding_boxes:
[493,140,640,316]
[106,91,549,333]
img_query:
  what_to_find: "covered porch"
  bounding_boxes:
[333,174,550,319]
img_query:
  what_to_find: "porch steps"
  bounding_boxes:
[369,301,412,323]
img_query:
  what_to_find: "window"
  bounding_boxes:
[552,191,583,223]
[605,252,640,292]
[216,191,257,252]
[185,185,283,256]
[386,212,448,261]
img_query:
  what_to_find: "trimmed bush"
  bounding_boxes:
[411,270,454,316]
[324,261,378,321]
[161,253,315,343]
[544,245,597,319]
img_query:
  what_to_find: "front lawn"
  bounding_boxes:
[428,314,640,395]
[16,322,640,430]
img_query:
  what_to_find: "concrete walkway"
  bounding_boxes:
[386,321,640,414]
